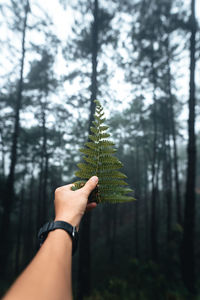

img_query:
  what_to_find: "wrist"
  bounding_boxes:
[38,220,79,255]
[54,215,80,229]
[48,228,73,245]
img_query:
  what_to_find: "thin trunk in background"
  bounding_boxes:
[26,170,35,262]
[165,34,182,225]
[150,55,158,262]
[161,101,173,243]
[0,126,5,177]
[36,156,43,230]
[166,131,173,242]
[134,144,140,258]
[15,158,28,273]
[143,149,149,259]
[104,205,112,260]
[36,99,49,231]
[77,0,99,298]
[181,0,197,294]
[0,0,29,276]
[41,100,48,222]
[109,204,118,262]
[15,180,25,276]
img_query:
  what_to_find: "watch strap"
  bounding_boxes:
[38,220,78,255]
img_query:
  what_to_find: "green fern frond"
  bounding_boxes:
[94,116,106,124]
[72,100,135,203]
[84,142,97,150]
[90,127,99,134]
[79,148,96,156]
[99,125,109,131]
[99,179,128,185]
[77,163,96,172]
[99,148,117,154]
[98,140,115,147]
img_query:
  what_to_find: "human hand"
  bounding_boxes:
[54,176,98,229]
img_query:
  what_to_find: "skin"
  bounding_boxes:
[3,176,98,300]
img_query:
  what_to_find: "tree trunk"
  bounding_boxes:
[143,149,149,259]
[181,0,196,294]
[36,100,48,230]
[43,153,49,220]
[166,133,173,243]
[26,171,35,262]
[36,157,43,230]
[150,55,158,262]
[110,204,117,262]
[134,144,140,258]
[166,35,182,225]
[77,212,91,299]
[77,0,99,299]
[41,101,48,222]
[0,0,29,276]
[15,182,25,276]
[0,126,5,177]
[161,107,173,244]
[104,204,112,259]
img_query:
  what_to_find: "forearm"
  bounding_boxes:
[3,230,73,300]
[3,176,98,300]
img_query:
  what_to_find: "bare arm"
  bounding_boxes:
[3,176,98,300]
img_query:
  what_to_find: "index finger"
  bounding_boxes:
[86,202,97,211]
[56,183,75,192]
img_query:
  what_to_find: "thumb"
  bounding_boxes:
[82,176,98,196]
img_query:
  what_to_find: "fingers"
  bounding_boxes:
[56,183,74,191]
[81,176,98,196]
[66,183,75,190]
[86,202,97,211]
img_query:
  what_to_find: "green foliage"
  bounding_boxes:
[84,278,132,300]
[84,260,190,300]
[72,100,135,203]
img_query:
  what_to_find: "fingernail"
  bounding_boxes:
[91,176,98,183]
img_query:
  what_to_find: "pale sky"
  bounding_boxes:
[57,0,200,133]
[33,0,200,118]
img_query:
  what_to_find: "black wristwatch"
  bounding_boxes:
[38,220,79,256]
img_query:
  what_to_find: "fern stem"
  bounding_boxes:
[95,108,100,176]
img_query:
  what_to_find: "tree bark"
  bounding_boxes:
[36,100,48,230]
[162,121,173,243]
[0,0,29,277]
[26,170,35,262]
[77,212,91,299]
[15,180,25,276]
[0,125,5,177]
[143,149,149,259]
[150,55,158,262]
[77,0,99,299]
[181,0,197,294]
[134,144,140,258]
[36,156,43,230]
[41,100,48,222]
[165,34,182,225]
[110,204,118,262]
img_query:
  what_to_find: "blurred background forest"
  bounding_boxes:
[0,0,200,299]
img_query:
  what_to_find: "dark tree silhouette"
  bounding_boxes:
[181,0,197,294]
[77,1,99,298]
[0,0,30,276]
